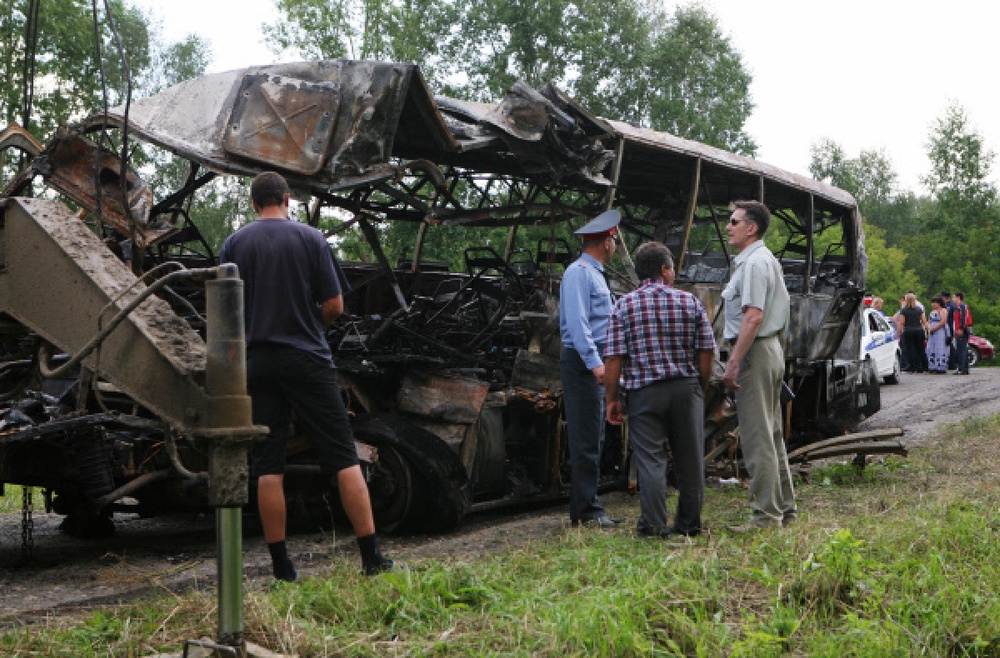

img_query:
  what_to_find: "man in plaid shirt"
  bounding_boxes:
[604,242,716,538]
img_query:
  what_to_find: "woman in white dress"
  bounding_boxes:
[925,297,949,373]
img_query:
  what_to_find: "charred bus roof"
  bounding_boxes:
[65,59,863,361]
[73,59,859,233]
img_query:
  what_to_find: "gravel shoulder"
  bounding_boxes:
[2,367,999,620]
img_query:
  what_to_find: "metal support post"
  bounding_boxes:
[196,262,261,656]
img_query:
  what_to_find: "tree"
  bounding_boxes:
[0,1,212,184]
[921,103,997,233]
[444,0,650,105]
[264,0,456,90]
[562,0,652,123]
[0,2,223,254]
[809,138,921,245]
[900,105,1000,303]
[809,139,853,190]
[0,1,154,139]
[810,139,899,214]
[861,224,920,301]
[140,32,211,94]
[642,4,756,154]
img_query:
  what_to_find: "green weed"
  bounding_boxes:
[8,412,1000,655]
[0,485,44,514]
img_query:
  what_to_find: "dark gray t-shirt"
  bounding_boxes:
[220,218,342,359]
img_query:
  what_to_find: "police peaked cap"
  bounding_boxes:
[574,209,621,237]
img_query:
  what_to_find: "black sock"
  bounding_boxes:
[357,533,382,567]
[268,540,297,581]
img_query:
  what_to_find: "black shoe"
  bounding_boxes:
[637,528,672,539]
[273,562,299,583]
[572,515,621,528]
[364,555,398,576]
[668,525,701,537]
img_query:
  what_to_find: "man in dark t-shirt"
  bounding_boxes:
[220,171,393,580]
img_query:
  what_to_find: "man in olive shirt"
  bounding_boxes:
[722,200,796,530]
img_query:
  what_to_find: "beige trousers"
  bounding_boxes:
[736,336,796,525]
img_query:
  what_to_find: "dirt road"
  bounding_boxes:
[857,366,1000,445]
[2,367,998,620]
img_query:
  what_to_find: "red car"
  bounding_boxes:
[968,334,995,367]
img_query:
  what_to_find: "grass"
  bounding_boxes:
[5,414,1000,656]
[0,485,43,514]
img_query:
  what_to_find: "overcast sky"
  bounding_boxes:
[136,0,999,193]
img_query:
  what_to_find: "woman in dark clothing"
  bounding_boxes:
[894,293,929,372]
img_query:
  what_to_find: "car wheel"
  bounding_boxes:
[860,358,881,418]
[968,346,980,368]
[884,352,901,385]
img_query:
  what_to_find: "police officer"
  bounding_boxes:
[559,209,622,528]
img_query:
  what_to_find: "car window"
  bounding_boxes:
[874,314,890,333]
[868,313,880,332]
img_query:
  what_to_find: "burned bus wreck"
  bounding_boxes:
[0,60,884,537]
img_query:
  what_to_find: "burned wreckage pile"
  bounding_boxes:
[0,60,904,539]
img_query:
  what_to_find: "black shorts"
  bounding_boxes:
[247,346,359,477]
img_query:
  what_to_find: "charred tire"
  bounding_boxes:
[354,413,470,533]
[283,478,340,534]
[968,346,980,368]
[884,352,902,385]
[53,490,115,539]
[364,442,413,534]
[860,358,881,418]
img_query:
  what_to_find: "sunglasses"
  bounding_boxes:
[728,217,747,226]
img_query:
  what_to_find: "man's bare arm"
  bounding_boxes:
[697,349,714,392]
[604,355,624,425]
[723,306,763,391]
[321,295,344,327]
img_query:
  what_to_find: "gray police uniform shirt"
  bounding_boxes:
[559,253,611,370]
[722,240,789,341]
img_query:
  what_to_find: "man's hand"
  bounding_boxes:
[723,360,740,392]
[591,364,605,385]
[724,307,761,392]
[606,399,624,425]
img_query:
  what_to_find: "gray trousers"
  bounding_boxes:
[627,377,705,534]
[735,336,796,525]
[560,347,607,522]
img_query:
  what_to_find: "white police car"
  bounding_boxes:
[861,307,901,384]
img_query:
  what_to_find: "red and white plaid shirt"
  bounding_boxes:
[604,280,716,391]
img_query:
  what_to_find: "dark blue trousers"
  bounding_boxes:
[560,347,607,523]
[955,333,970,373]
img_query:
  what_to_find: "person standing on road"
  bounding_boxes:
[220,172,394,581]
[896,293,928,373]
[721,200,796,531]
[953,291,972,375]
[892,296,910,370]
[560,209,622,528]
[604,242,716,538]
[941,291,957,370]
[925,297,949,374]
